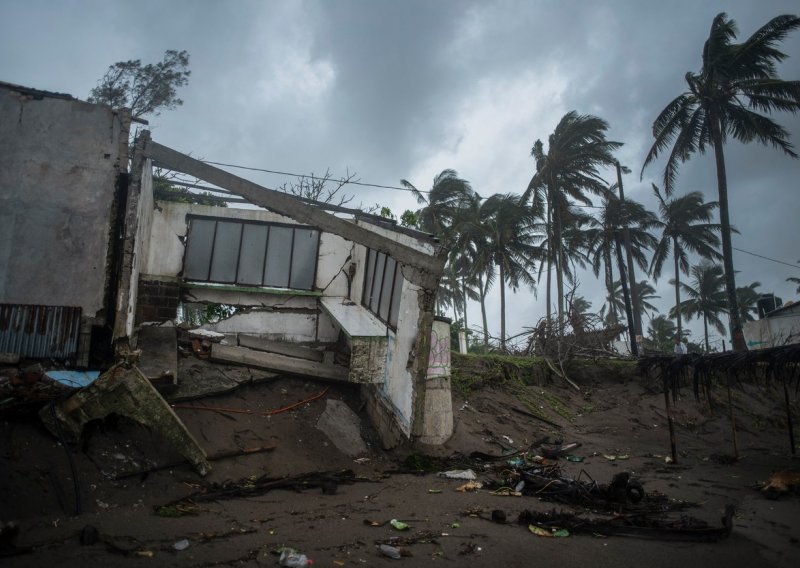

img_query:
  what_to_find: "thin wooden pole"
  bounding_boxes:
[663,376,678,463]
[726,376,739,459]
[782,374,796,455]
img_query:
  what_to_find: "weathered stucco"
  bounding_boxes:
[0,84,128,321]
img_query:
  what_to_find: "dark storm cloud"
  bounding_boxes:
[1,0,798,344]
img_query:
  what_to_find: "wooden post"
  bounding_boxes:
[783,374,796,455]
[726,376,739,459]
[663,377,678,463]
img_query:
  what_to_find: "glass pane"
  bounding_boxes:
[362,248,377,307]
[370,252,386,313]
[236,224,268,285]
[289,228,319,290]
[379,257,396,321]
[264,226,293,287]
[209,221,242,282]
[389,263,404,327]
[184,219,216,280]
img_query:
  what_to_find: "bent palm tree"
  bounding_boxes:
[643,13,800,351]
[585,192,658,325]
[650,185,722,341]
[480,193,541,350]
[525,111,622,325]
[670,262,728,352]
[736,281,762,323]
[401,169,473,242]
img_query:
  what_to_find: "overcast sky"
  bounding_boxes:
[2,0,799,349]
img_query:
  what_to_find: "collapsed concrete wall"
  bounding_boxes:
[0,82,129,363]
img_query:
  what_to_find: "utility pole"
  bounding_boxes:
[616,161,642,354]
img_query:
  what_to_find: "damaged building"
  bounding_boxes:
[0,81,454,456]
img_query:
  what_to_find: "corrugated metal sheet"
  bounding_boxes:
[0,304,82,359]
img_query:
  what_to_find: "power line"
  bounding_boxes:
[733,247,800,270]
[201,160,428,194]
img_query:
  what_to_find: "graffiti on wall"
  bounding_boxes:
[427,325,450,377]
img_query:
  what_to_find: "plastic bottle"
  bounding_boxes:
[279,549,313,567]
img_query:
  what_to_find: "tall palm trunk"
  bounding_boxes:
[478,273,489,353]
[703,313,710,352]
[605,249,617,325]
[545,197,553,322]
[499,261,507,351]
[673,238,682,340]
[710,118,746,351]
[461,277,469,331]
[554,202,565,327]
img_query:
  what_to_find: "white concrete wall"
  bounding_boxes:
[744,304,800,349]
[124,160,153,338]
[0,86,126,320]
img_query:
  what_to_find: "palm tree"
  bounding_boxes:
[451,193,496,351]
[736,281,762,323]
[643,13,800,351]
[525,111,622,325]
[585,192,658,325]
[646,314,678,352]
[602,279,661,327]
[401,169,473,241]
[478,193,541,350]
[788,274,800,294]
[650,185,722,341]
[670,262,728,352]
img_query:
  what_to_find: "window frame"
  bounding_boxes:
[361,247,403,329]
[183,214,321,291]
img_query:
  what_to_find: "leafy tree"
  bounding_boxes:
[669,262,728,352]
[585,192,658,325]
[525,112,622,325]
[736,281,762,323]
[401,169,474,240]
[400,209,420,228]
[89,50,191,119]
[602,279,661,327]
[643,13,800,351]
[650,185,722,341]
[153,176,228,207]
[645,315,677,352]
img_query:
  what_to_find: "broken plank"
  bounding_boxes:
[211,344,349,382]
[238,334,324,362]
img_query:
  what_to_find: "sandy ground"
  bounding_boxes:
[1,356,799,567]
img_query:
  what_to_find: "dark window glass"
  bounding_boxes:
[379,257,396,321]
[183,219,216,280]
[264,225,293,288]
[363,248,377,306]
[289,228,318,290]
[370,252,386,313]
[237,224,268,285]
[183,217,320,291]
[209,221,242,282]
[389,263,403,327]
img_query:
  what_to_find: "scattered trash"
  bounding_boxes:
[455,481,482,492]
[438,469,477,480]
[565,455,584,462]
[45,370,101,389]
[378,544,401,559]
[133,550,154,558]
[428,489,442,494]
[529,525,570,537]
[506,456,524,468]
[451,522,460,528]
[501,435,514,445]
[279,548,313,567]
[761,470,800,499]
[602,454,629,461]
[514,480,525,492]
[540,442,581,460]
[489,487,521,496]
[390,519,410,531]
[519,506,735,542]
[173,539,190,551]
